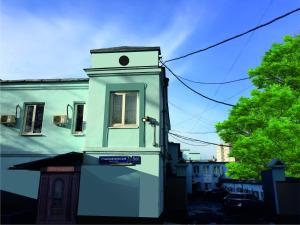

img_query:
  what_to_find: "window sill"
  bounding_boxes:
[109,125,139,129]
[21,133,45,136]
[72,133,85,136]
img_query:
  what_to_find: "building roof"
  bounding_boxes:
[190,161,227,164]
[0,78,89,84]
[221,178,262,184]
[9,152,83,171]
[90,46,161,54]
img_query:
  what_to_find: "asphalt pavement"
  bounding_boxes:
[164,195,274,224]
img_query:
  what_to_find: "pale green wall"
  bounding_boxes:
[84,74,161,149]
[1,157,42,198]
[0,82,88,155]
[0,81,89,198]
[0,48,167,218]
[79,49,165,217]
[78,152,161,218]
[91,51,159,68]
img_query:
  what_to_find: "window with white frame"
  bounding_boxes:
[73,103,85,134]
[110,92,138,127]
[203,165,209,174]
[22,103,44,134]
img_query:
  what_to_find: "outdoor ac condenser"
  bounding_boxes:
[53,115,68,125]
[0,115,16,125]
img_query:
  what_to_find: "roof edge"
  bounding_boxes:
[90,46,161,54]
[1,78,89,84]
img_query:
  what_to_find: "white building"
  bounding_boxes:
[221,179,264,201]
[216,144,235,162]
[187,161,227,193]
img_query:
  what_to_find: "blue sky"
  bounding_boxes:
[1,0,300,159]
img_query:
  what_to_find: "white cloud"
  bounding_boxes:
[0,11,126,79]
[0,2,204,80]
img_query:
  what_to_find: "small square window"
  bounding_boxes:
[22,103,44,134]
[73,103,85,134]
[110,92,138,127]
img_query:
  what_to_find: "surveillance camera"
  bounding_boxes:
[142,116,150,122]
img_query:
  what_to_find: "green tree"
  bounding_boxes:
[216,35,300,179]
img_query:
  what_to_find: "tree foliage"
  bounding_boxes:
[216,35,300,179]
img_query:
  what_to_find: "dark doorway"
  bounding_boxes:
[36,167,80,224]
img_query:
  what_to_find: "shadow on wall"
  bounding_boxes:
[0,88,87,155]
[78,154,160,218]
[0,190,37,224]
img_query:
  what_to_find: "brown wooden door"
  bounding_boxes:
[37,170,80,224]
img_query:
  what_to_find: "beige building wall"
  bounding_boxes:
[216,145,235,162]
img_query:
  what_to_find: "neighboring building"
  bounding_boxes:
[221,179,264,201]
[0,46,170,223]
[216,144,235,162]
[262,159,300,219]
[167,142,183,175]
[189,161,227,192]
[182,149,201,161]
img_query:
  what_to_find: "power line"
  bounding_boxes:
[170,134,210,146]
[164,7,300,63]
[172,85,252,127]
[169,101,216,128]
[188,2,273,132]
[161,60,235,107]
[176,74,250,84]
[169,132,231,147]
[171,129,217,134]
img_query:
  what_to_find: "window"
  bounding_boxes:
[73,103,85,134]
[110,92,138,127]
[51,179,64,215]
[203,165,209,174]
[213,166,220,175]
[22,103,44,134]
[52,179,64,200]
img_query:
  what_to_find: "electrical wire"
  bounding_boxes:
[170,129,217,134]
[176,75,250,84]
[169,132,231,147]
[170,134,210,147]
[161,60,235,107]
[169,101,216,128]
[188,1,273,131]
[172,85,252,127]
[164,7,300,63]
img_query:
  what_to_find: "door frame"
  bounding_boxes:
[36,166,81,224]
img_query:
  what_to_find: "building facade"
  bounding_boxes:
[221,179,264,201]
[0,46,170,223]
[186,161,227,193]
[216,144,235,162]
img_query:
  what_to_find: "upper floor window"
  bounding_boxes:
[203,165,209,174]
[73,103,85,134]
[22,103,44,134]
[110,92,138,127]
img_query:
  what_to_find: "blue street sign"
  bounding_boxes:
[99,156,141,165]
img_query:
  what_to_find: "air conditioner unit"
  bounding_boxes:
[53,115,68,125]
[0,115,16,125]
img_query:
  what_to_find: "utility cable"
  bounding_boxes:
[169,132,231,147]
[161,60,235,107]
[172,85,252,127]
[170,129,217,134]
[170,134,210,147]
[164,7,300,63]
[189,2,273,131]
[176,75,250,84]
